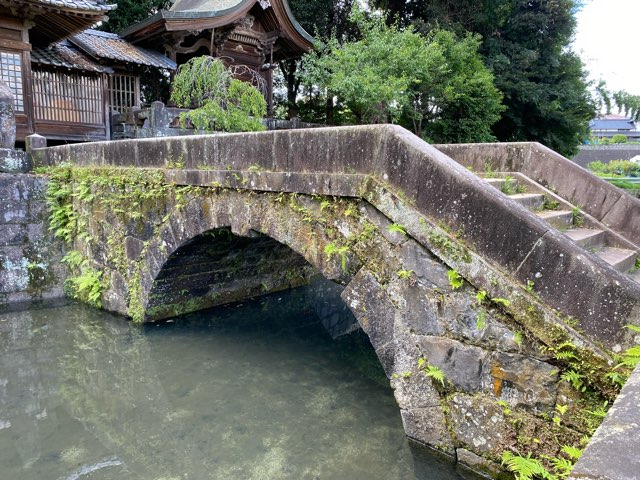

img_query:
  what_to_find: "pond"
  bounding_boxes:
[0,284,471,479]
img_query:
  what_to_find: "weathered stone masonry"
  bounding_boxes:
[17,124,640,476]
[38,126,640,349]
[55,169,592,472]
[0,173,65,307]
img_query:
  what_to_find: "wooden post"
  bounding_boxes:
[266,43,274,118]
[266,67,273,118]
[103,73,110,140]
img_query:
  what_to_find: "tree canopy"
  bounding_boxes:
[98,0,171,34]
[299,9,504,143]
[370,0,595,156]
[278,0,355,118]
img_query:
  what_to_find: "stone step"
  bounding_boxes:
[536,209,574,229]
[564,228,606,249]
[480,171,640,281]
[508,193,545,210]
[484,178,504,188]
[596,247,637,273]
[485,176,526,195]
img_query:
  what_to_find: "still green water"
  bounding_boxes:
[0,286,468,480]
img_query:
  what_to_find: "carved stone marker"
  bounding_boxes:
[0,79,16,149]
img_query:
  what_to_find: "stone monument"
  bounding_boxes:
[0,79,16,148]
[0,79,30,172]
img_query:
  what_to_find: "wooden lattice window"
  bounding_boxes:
[0,50,24,112]
[32,70,104,124]
[109,74,139,113]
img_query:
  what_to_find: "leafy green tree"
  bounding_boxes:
[99,0,171,34]
[612,91,640,121]
[299,9,503,142]
[278,0,355,119]
[373,0,595,156]
[593,80,613,115]
[589,81,640,120]
[170,57,266,132]
[406,30,505,142]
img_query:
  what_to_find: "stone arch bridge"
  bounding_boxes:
[34,125,640,477]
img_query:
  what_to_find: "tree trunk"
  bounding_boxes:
[280,59,300,119]
[325,94,334,125]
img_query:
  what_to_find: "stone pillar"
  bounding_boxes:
[25,134,46,153]
[149,101,170,136]
[0,79,16,149]
[25,134,47,170]
[0,79,29,172]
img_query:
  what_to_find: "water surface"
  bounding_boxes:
[0,286,469,479]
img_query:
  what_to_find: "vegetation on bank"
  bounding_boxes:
[589,134,631,145]
[586,160,640,191]
[587,160,640,177]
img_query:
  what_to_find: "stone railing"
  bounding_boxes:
[569,363,640,479]
[435,141,640,250]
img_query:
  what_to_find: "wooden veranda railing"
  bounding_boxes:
[32,70,104,124]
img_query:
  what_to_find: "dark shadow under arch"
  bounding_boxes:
[146,227,318,321]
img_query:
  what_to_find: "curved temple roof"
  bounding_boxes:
[27,0,114,12]
[31,41,111,73]
[169,0,245,11]
[121,0,313,61]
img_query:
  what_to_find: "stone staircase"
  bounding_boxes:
[482,172,640,283]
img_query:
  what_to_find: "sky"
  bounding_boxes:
[573,0,640,96]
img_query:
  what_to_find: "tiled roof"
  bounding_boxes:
[590,118,636,131]
[70,30,177,69]
[31,0,115,12]
[31,41,112,73]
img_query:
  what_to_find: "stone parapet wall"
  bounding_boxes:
[0,173,66,307]
[435,141,640,251]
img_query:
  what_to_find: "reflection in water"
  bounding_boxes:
[0,285,469,480]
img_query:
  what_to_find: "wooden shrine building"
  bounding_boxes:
[121,0,314,116]
[0,0,176,144]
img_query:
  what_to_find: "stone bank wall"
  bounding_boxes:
[0,173,65,307]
